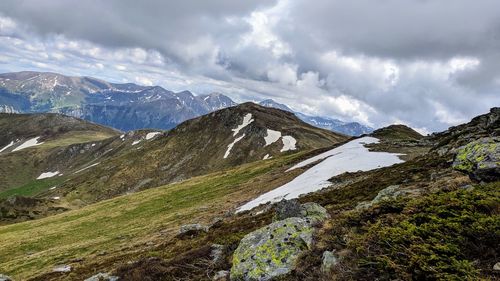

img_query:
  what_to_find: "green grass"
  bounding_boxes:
[0,152,303,280]
[38,131,116,148]
[0,177,66,199]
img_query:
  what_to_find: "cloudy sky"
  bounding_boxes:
[0,0,499,133]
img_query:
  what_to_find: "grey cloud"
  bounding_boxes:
[0,0,499,132]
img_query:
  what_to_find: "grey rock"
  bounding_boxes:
[273,199,302,221]
[321,251,339,273]
[494,262,500,271]
[356,185,412,210]
[211,244,225,265]
[300,202,330,225]
[178,223,208,237]
[53,264,71,273]
[84,272,119,281]
[0,274,12,281]
[213,270,230,281]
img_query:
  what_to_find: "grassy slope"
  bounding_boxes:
[0,150,310,280]
[0,131,116,192]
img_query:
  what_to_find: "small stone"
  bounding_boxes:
[321,251,339,273]
[178,223,208,237]
[84,272,119,281]
[213,270,229,281]
[0,274,12,281]
[53,264,72,273]
[211,244,225,265]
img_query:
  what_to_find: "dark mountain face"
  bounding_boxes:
[257,99,373,136]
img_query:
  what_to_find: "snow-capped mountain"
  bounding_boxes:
[0,72,238,131]
[0,71,371,134]
[258,99,373,136]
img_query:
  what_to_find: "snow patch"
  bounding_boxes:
[12,137,44,151]
[52,196,60,200]
[49,186,57,190]
[74,162,100,174]
[37,171,60,179]
[0,141,14,153]
[132,140,141,146]
[232,113,254,136]
[280,136,297,152]
[145,132,161,140]
[263,154,272,160]
[238,137,404,212]
[224,134,245,159]
[264,129,281,146]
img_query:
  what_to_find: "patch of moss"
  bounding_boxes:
[343,182,499,280]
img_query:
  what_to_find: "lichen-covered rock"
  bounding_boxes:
[230,217,315,281]
[321,251,338,273]
[84,272,119,281]
[453,137,499,182]
[356,185,411,210]
[300,202,330,225]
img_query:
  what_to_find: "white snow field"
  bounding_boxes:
[264,129,281,146]
[0,141,14,153]
[224,134,246,159]
[280,135,297,152]
[145,132,161,140]
[12,137,44,151]
[238,137,404,212]
[232,113,254,136]
[37,171,60,179]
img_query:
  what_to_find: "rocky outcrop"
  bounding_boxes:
[453,137,499,182]
[230,202,329,281]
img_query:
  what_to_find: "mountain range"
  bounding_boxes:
[0,71,371,135]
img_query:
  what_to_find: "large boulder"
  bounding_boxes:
[453,137,499,182]
[231,202,329,281]
[231,217,314,281]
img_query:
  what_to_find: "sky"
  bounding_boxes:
[0,0,499,133]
